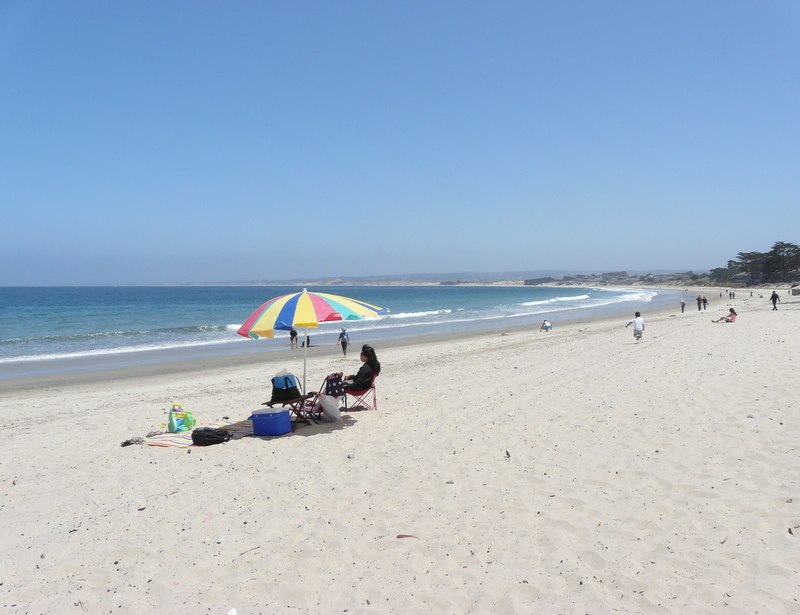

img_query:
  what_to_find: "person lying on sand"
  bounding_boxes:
[712,308,737,323]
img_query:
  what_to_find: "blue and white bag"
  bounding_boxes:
[271,373,301,402]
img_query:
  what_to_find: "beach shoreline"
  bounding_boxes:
[2,288,797,614]
[2,284,677,382]
[0,288,687,392]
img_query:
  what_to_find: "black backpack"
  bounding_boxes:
[191,428,232,446]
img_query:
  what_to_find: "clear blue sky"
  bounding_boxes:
[2,1,799,285]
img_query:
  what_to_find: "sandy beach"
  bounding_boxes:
[1,289,798,614]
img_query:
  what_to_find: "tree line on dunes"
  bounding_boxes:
[710,241,800,285]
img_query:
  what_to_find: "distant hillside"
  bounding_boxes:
[203,270,698,286]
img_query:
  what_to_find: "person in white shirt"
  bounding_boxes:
[626,312,645,341]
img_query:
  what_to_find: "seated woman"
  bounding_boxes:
[343,344,381,391]
[712,308,737,323]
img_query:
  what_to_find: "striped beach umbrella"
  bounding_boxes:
[237,289,389,393]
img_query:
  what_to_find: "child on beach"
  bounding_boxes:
[540,319,552,332]
[626,312,645,341]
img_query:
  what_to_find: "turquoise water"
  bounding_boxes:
[0,285,678,378]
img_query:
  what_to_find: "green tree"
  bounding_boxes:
[763,241,800,281]
[736,251,766,284]
[709,267,734,282]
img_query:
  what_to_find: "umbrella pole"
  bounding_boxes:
[302,326,308,394]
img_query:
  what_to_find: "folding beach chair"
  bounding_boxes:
[344,374,378,411]
[262,379,316,428]
[287,373,345,424]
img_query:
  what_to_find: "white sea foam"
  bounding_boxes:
[0,336,250,364]
[520,294,590,306]
[387,309,453,319]
[555,294,591,301]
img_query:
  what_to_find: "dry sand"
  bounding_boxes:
[1,291,798,614]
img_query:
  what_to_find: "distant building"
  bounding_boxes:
[731,272,756,285]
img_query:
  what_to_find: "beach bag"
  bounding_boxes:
[325,373,344,397]
[271,374,301,402]
[311,394,342,422]
[191,427,232,446]
[319,394,342,421]
[168,410,196,433]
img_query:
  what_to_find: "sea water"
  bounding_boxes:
[0,285,679,378]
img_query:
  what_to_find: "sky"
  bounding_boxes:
[1,1,799,285]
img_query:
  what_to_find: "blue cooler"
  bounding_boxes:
[250,409,291,436]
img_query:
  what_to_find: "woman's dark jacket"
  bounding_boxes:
[345,364,373,390]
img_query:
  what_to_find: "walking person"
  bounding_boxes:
[289,328,298,349]
[626,311,645,342]
[680,298,686,313]
[336,328,350,357]
[702,296,708,310]
[770,291,781,310]
[696,295,702,311]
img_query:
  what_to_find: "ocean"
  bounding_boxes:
[0,285,681,379]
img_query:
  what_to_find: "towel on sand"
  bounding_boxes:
[144,420,255,448]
